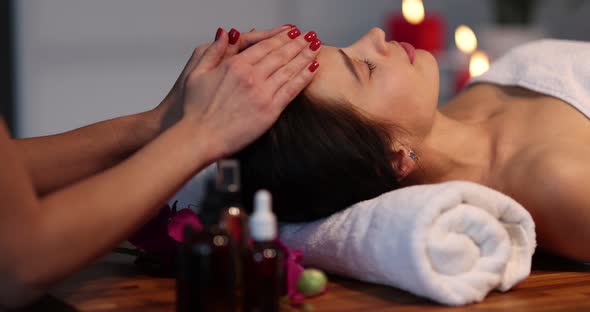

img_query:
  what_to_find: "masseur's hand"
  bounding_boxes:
[155,25,295,131]
[182,26,321,159]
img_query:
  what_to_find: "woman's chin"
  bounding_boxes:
[415,49,438,68]
[414,49,440,91]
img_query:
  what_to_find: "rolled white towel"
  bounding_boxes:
[279,181,536,305]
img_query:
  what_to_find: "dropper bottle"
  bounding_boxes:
[243,190,285,312]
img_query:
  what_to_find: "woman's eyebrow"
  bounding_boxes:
[338,49,362,84]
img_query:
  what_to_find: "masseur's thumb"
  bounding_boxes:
[193,28,231,74]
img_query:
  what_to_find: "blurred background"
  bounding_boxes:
[3,0,590,139]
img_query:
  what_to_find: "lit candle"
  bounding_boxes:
[455,50,490,93]
[386,0,446,54]
[454,25,477,67]
[469,51,490,77]
[453,25,488,94]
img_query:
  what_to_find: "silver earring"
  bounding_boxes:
[408,150,418,161]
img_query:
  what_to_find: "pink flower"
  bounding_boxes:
[128,201,202,252]
[275,240,306,298]
[168,208,203,243]
[274,240,328,306]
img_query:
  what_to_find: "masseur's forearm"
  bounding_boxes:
[14,110,162,195]
[6,118,215,302]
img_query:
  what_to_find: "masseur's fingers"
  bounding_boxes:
[238,24,294,51]
[256,31,320,79]
[178,27,320,158]
[179,25,291,80]
[192,30,230,75]
[221,28,242,59]
[272,60,320,111]
[238,27,302,64]
[221,25,294,59]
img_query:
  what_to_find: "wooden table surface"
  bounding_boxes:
[16,252,590,312]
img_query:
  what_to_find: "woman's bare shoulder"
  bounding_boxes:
[503,144,590,260]
[504,144,590,213]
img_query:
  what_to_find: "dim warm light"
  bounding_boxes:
[469,51,490,77]
[228,207,240,216]
[402,0,425,25]
[455,25,478,54]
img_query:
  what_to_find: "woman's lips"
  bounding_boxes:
[399,42,416,64]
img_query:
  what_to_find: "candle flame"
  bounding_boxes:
[455,25,478,54]
[229,207,240,216]
[469,51,490,77]
[402,0,425,25]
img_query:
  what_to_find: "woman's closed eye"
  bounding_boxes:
[363,59,377,78]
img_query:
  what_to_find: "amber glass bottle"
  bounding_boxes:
[217,159,248,248]
[176,164,240,312]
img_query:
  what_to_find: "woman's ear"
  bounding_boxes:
[392,149,417,181]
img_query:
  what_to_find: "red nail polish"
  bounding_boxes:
[228,28,240,45]
[282,24,296,28]
[308,61,320,73]
[215,27,223,41]
[309,38,322,51]
[304,31,317,42]
[288,28,301,39]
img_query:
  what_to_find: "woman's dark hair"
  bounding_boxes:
[236,93,402,222]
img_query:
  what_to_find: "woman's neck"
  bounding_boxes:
[406,110,496,186]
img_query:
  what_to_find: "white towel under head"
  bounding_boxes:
[280,181,536,306]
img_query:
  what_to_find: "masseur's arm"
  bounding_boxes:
[14,111,160,195]
[0,26,319,308]
[13,26,289,195]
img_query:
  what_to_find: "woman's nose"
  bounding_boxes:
[356,27,387,54]
[366,27,387,41]
[352,27,385,44]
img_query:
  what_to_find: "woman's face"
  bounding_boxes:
[306,27,440,137]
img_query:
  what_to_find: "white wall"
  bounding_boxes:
[15,0,286,137]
